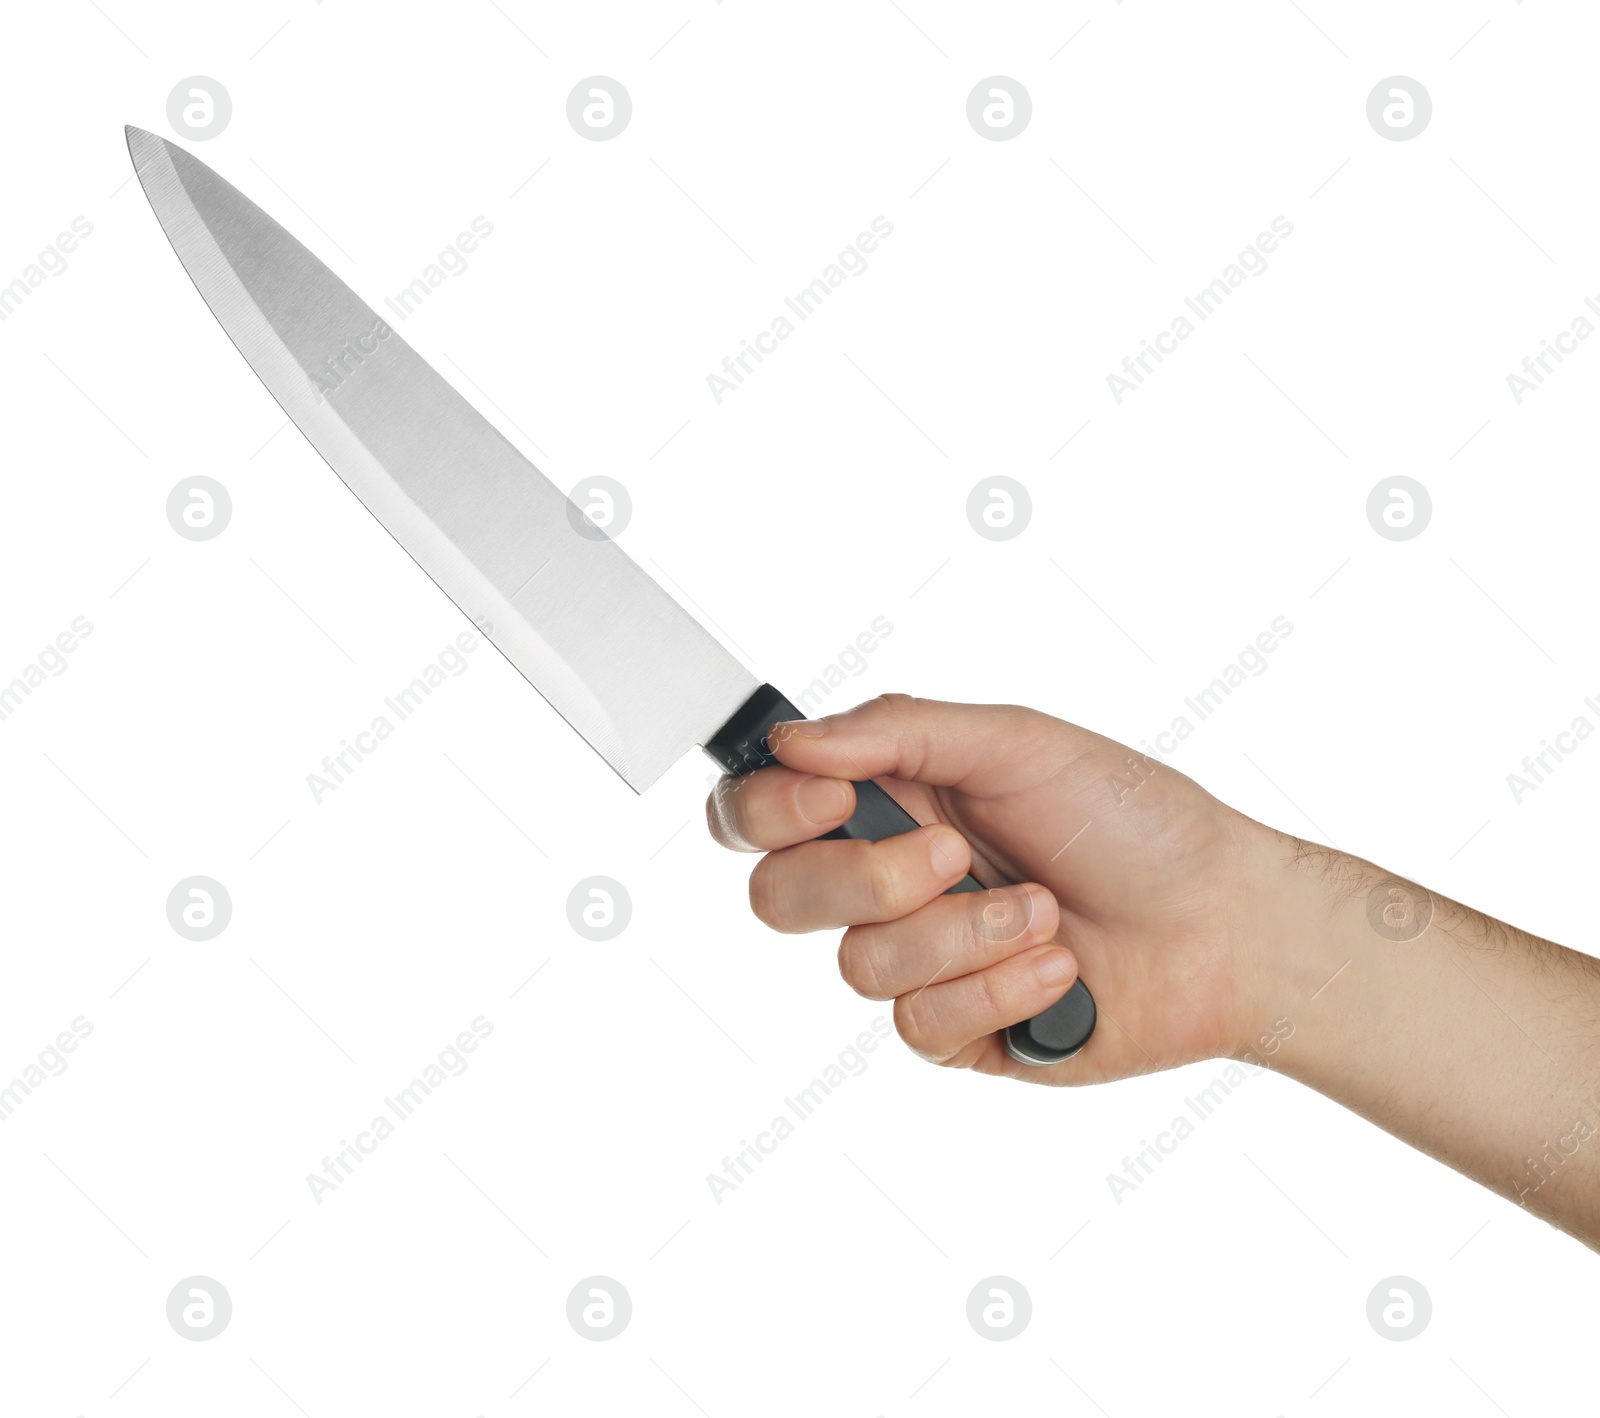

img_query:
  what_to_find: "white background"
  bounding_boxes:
[1,1,1597,1414]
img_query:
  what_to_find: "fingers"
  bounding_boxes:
[830,880,1080,1072]
[836,882,1061,999]
[766,693,1077,796]
[893,944,1080,1065]
[748,824,971,934]
[706,766,855,852]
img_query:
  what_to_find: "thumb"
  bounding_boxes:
[768,693,1074,794]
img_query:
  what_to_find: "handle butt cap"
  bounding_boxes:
[1004,978,1096,1066]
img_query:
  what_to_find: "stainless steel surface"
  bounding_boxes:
[127,127,757,793]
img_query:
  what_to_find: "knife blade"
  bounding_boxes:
[125,125,1095,1065]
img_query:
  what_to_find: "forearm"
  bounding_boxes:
[1236,823,1600,1249]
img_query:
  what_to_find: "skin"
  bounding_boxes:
[705,694,1600,1251]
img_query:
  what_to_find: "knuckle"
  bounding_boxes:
[746,858,789,931]
[967,965,1002,1024]
[705,783,732,844]
[942,1038,989,1071]
[970,888,1036,952]
[894,991,944,1060]
[837,930,891,1000]
[865,847,913,919]
[708,775,753,851]
[892,993,927,1052]
[867,691,918,727]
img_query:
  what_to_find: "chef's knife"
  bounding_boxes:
[125,126,1095,1065]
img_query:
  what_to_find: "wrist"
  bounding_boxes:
[1222,816,1389,1083]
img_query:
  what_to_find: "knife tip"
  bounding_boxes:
[123,124,168,175]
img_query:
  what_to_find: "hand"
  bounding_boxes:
[705,693,1273,1085]
[706,691,1600,1249]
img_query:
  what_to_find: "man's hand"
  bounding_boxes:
[705,693,1600,1250]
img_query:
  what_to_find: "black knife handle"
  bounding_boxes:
[704,685,1096,1066]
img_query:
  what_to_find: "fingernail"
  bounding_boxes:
[796,775,850,824]
[926,825,968,881]
[1034,948,1077,988]
[976,883,1037,944]
[773,718,828,740]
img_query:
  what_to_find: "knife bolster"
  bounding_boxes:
[702,683,799,778]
